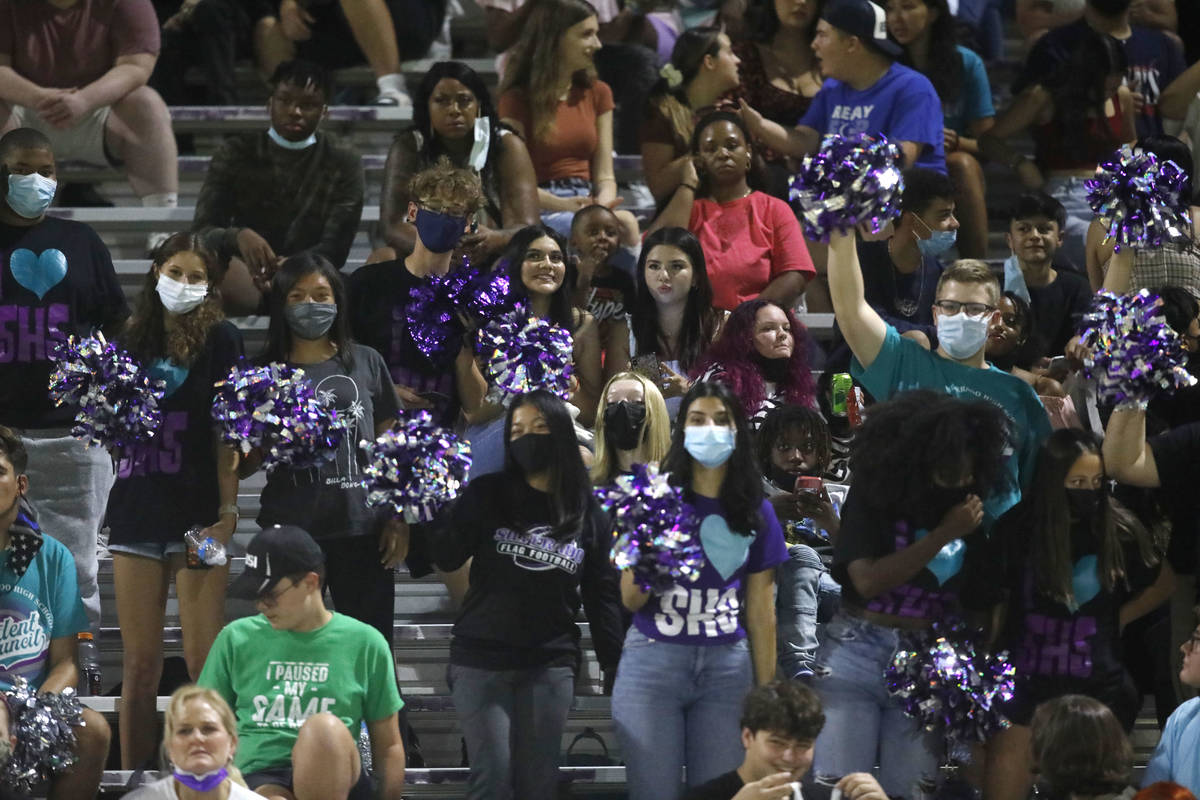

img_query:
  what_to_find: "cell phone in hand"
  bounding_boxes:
[794,476,825,495]
[1048,355,1069,373]
[633,354,662,382]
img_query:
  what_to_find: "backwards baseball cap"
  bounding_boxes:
[228,525,325,600]
[821,0,903,57]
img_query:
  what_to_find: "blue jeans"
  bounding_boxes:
[540,178,592,237]
[611,628,751,800]
[1044,176,1092,272]
[812,613,942,799]
[777,544,823,679]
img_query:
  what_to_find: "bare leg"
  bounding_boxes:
[113,553,172,768]
[338,0,402,77]
[254,17,299,79]
[104,86,178,199]
[173,553,231,680]
[47,707,111,800]
[803,237,832,313]
[218,256,265,316]
[947,151,988,260]
[0,101,14,132]
[291,712,362,800]
[982,724,1034,800]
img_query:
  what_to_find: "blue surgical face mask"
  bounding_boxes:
[937,311,990,360]
[915,215,957,259]
[414,207,468,253]
[684,425,735,468]
[267,126,317,150]
[6,171,57,218]
[284,301,337,340]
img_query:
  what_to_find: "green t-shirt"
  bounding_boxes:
[197,612,403,774]
[851,325,1052,524]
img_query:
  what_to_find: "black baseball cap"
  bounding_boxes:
[821,0,903,57]
[228,525,325,600]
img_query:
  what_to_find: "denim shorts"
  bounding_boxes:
[108,540,188,561]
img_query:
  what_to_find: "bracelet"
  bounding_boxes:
[217,504,240,521]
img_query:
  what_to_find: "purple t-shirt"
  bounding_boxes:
[633,497,788,645]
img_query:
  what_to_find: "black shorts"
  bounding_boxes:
[294,0,446,66]
[1000,671,1140,730]
[244,764,374,800]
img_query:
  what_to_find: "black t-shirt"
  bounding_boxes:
[832,488,999,620]
[1149,422,1200,572]
[1026,270,1092,358]
[0,217,129,429]
[257,344,400,538]
[586,266,634,325]
[858,239,940,338]
[106,321,244,544]
[432,472,624,673]
[684,771,835,800]
[347,259,461,429]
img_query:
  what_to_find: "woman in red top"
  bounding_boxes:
[649,110,814,312]
[498,0,640,246]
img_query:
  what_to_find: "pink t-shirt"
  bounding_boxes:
[0,0,160,89]
[688,191,816,312]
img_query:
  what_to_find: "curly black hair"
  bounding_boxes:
[849,390,1009,518]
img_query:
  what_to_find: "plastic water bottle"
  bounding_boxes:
[185,526,228,570]
[77,632,101,696]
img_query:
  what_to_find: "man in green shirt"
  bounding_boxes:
[198,525,405,799]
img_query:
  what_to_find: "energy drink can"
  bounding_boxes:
[831,373,852,417]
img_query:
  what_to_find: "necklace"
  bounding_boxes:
[886,237,926,318]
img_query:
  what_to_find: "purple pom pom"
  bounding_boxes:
[406,270,467,370]
[477,306,574,402]
[361,410,473,523]
[2,677,84,793]
[789,133,904,242]
[886,620,1015,749]
[448,260,518,321]
[1078,290,1197,405]
[211,362,346,471]
[1086,145,1192,252]
[595,463,704,593]
[47,334,165,449]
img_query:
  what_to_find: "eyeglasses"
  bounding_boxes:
[934,300,995,318]
[256,579,299,608]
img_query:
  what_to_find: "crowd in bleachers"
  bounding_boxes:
[2,0,1200,797]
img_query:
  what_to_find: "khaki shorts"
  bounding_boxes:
[9,103,115,166]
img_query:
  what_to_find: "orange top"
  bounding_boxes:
[499,80,614,183]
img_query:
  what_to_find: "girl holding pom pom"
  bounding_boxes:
[247,253,404,647]
[612,380,788,799]
[432,389,624,800]
[982,429,1169,800]
[591,370,674,486]
[106,233,244,769]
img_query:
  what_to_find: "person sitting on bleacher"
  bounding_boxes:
[194,59,365,316]
[198,525,406,800]
[0,127,130,629]
[0,426,112,800]
[0,0,180,212]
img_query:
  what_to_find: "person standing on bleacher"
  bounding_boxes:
[0,127,129,628]
[0,0,180,212]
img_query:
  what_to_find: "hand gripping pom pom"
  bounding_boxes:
[1,678,84,794]
[47,334,165,449]
[886,620,1016,750]
[360,410,473,523]
[1086,145,1192,252]
[789,133,904,242]
[211,362,346,471]
[594,463,705,593]
[478,307,574,403]
[406,270,467,370]
[447,260,519,321]
[1078,290,1197,405]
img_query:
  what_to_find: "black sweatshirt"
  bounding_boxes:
[432,472,624,674]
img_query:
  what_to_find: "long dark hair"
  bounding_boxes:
[849,390,1008,518]
[502,390,592,538]
[261,251,356,370]
[645,27,724,150]
[897,0,963,105]
[121,232,225,366]
[500,225,578,331]
[411,61,504,181]
[1046,29,1126,163]
[692,298,816,413]
[1138,134,1196,208]
[748,0,823,44]
[631,227,719,372]
[662,381,764,536]
[1025,429,1158,607]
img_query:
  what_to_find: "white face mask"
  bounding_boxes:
[156,274,208,314]
[936,311,990,360]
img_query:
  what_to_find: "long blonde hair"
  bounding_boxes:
[591,371,672,485]
[500,0,599,143]
[161,685,248,786]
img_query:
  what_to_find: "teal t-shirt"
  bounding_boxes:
[851,325,1051,523]
[198,612,404,774]
[0,533,88,690]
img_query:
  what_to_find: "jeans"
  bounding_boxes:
[777,544,823,679]
[812,613,942,799]
[540,178,592,238]
[1044,176,1092,271]
[448,662,575,800]
[21,431,114,626]
[611,628,751,800]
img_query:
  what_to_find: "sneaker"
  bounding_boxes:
[374,88,414,109]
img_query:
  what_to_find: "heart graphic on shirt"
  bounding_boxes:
[9,248,67,299]
[914,528,965,586]
[1071,554,1101,607]
[699,514,751,580]
[148,358,189,398]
